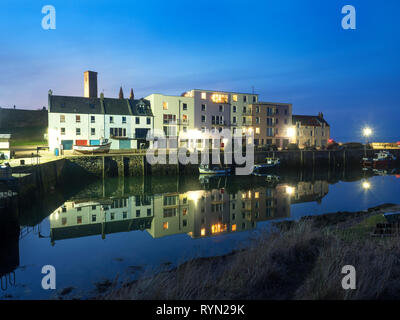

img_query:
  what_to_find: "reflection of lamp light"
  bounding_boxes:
[287,127,295,138]
[286,186,295,195]
[187,190,204,202]
[362,181,371,190]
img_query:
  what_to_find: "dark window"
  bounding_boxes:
[147,117,151,125]
[183,103,187,110]
[136,117,140,124]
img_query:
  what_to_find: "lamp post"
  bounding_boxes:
[363,127,372,157]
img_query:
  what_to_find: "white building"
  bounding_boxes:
[48,71,154,153]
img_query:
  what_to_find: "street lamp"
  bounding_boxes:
[362,127,372,157]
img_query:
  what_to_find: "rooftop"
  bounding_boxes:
[48,94,153,117]
[292,114,330,127]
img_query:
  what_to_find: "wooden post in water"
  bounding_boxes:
[300,150,304,167]
[102,156,105,180]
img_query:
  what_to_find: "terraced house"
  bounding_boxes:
[48,71,153,153]
[292,113,330,149]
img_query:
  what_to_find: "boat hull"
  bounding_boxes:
[73,142,111,154]
[199,167,231,175]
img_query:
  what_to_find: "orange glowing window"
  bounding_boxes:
[255,192,259,199]
[232,94,238,102]
[211,93,228,104]
[163,102,168,110]
[183,208,188,216]
[232,224,237,231]
[211,223,227,234]
[163,222,168,230]
[201,228,206,236]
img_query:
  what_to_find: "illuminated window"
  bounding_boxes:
[201,92,207,100]
[232,224,237,231]
[201,228,206,236]
[60,115,65,123]
[255,192,259,199]
[163,101,168,110]
[211,223,227,234]
[211,93,228,104]
[163,222,168,230]
[183,208,188,215]
[256,128,260,134]
[232,94,238,102]
[76,115,81,123]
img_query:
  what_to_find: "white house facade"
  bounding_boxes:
[48,92,154,153]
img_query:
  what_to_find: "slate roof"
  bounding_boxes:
[49,95,153,116]
[292,115,330,127]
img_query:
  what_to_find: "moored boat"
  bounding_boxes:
[198,164,231,175]
[362,151,397,168]
[372,151,396,168]
[251,157,280,176]
[73,139,111,154]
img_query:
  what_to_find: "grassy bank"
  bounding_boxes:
[99,204,400,300]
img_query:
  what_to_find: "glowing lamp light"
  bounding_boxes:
[285,186,295,195]
[363,127,372,137]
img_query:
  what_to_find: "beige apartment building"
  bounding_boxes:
[292,113,330,149]
[246,102,294,148]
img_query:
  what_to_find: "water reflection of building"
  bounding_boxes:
[289,181,329,204]
[50,195,154,244]
[49,181,329,243]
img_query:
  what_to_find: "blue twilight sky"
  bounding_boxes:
[0,0,399,142]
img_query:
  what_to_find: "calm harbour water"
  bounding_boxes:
[1,168,400,299]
